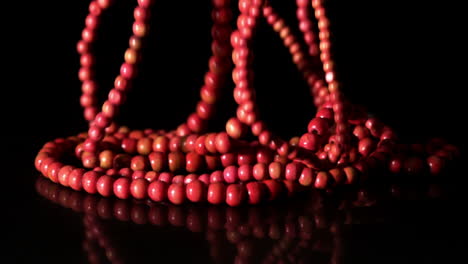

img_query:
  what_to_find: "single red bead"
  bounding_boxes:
[172,175,185,184]
[237,151,255,165]
[253,163,268,180]
[82,151,98,168]
[186,180,206,202]
[186,152,204,172]
[145,171,158,182]
[184,174,198,185]
[152,136,169,152]
[298,133,320,151]
[134,6,149,21]
[427,155,444,175]
[223,165,238,183]
[210,170,224,183]
[68,168,85,191]
[226,118,244,139]
[168,183,185,205]
[283,180,297,197]
[122,138,137,154]
[130,178,148,199]
[208,183,226,204]
[246,182,265,204]
[196,101,214,120]
[238,164,253,181]
[343,166,358,184]
[158,172,173,183]
[215,132,232,153]
[198,174,210,185]
[137,137,153,155]
[187,113,204,133]
[358,137,375,157]
[138,0,153,8]
[226,184,246,207]
[298,167,314,186]
[149,152,166,172]
[96,175,114,197]
[204,133,218,153]
[307,118,329,135]
[268,162,284,179]
[58,165,74,187]
[389,157,403,174]
[205,155,220,170]
[82,171,100,194]
[220,153,236,166]
[256,147,273,164]
[40,157,54,176]
[47,162,62,183]
[314,171,329,189]
[148,181,168,202]
[263,180,284,200]
[131,171,146,180]
[131,155,149,171]
[285,162,303,181]
[113,177,131,199]
[108,88,126,105]
[168,152,185,172]
[353,125,370,140]
[329,168,345,185]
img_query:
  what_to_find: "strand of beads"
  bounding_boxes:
[34,0,460,207]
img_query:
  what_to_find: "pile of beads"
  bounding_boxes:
[35,0,459,206]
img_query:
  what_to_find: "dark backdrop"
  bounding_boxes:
[7,0,466,263]
[7,0,466,146]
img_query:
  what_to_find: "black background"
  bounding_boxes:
[7,0,466,263]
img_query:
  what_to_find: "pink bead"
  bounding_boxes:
[246,182,265,204]
[96,175,114,197]
[220,153,236,167]
[172,175,185,184]
[314,171,329,189]
[358,137,375,157]
[148,181,168,202]
[168,184,185,205]
[285,162,302,181]
[268,162,283,179]
[210,170,224,183]
[186,180,206,202]
[82,171,100,194]
[198,174,210,185]
[130,178,148,199]
[113,177,131,199]
[158,172,173,183]
[120,63,135,79]
[238,164,252,181]
[58,165,73,187]
[226,184,246,207]
[263,180,284,200]
[253,163,268,180]
[223,165,238,183]
[298,133,320,151]
[208,183,226,204]
[298,167,314,186]
[307,118,329,135]
[68,168,85,191]
[138,0,153,8]
[427,155,444,175]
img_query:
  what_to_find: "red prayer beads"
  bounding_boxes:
[35,0,459,206]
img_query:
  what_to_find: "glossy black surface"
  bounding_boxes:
[8,0,466,263]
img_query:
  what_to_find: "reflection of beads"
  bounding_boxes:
[35,0,459,206]
[36,177,446,263]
